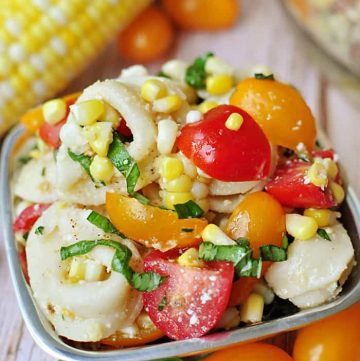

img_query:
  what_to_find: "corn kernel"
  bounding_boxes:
[157,119,178,155]
[205,56,234,76]
[240,293,265,324]
[191,181,209,199]
[178,153,198,179]
[0,56,13,77]
[286,213,318,240]
[201,224,235,245]
[72,99,105,126]
[166,175,192,192]
[98,102,121,129]
[303,208,332,227]
[161,157,184,180]
[206,74,233,95]
[330,182,345,204]
[82,122,113,156]
[225,113,244,131]
[196,198,210,213]
[323,158,338,179]
[68,258,86,282]
[42,98,67,125]
[163,191,193,210]
[84,261,106,282]
[89,155,114,183]
[178,248,205,268]
[136,312,155,330]
[198,100,218,114]
[18,62,38,81]
[153,94,182,113]
[141,79,167,102]
[253,280,275,305]
[307,160,328,188]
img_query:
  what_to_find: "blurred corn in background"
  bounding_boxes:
[0,0,151,136]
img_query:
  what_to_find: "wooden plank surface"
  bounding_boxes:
[1,1,359,360]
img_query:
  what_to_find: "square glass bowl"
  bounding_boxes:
[1,125,360,361]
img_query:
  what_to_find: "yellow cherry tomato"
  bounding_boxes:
[205,342,294,361]
[106,193,207,251]
[162,0,239,30]
[118,6,174,63]
[293,302,360,361]
[230,78,316,151]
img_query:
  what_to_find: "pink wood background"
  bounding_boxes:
[1,1,359,360]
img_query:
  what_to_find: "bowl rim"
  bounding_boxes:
[1,125,360,361]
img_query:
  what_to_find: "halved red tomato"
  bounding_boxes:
[265,161,336,209]
[13,204,50,233]
[177,105,271,182]
[143,249,234,340]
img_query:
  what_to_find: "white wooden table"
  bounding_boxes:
[1,1,359,360]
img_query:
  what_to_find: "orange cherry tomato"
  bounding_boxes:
[293,302,360,361]
[118,6,174,63]
[20,92,81,133]
[205,342,294,361]
[101,316,164,348]
[106,193,207,251]
[230,78,316,151]
[225,191,286,305]
[162,0,239,30]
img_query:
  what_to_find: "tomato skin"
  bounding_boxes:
[230,78,316,151]
[118,6,174,63]
[162,0,239,30]
[13,204,50,233]
[293,302,360,361]
[177,105,272,182]
[106,193,207,251]
[204,342,294,361]
[18,246,30,284]
[143,249,234,340]
[116,119,132,138]
[225,192,285,305]
[265,161,336,209]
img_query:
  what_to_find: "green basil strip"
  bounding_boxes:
[35,226,44,235]
[260,245,287,262]
[107,132,140,195]
[60,239,166,292]
[174,200,204,219]
[133,191,150,205]
[235,237,250,247]
[282,235,289,249]
[158,296,167,311]
[254,73,275,80]
[198,242,262,279]
[185,52,214,89]
[317,228,332,241]
[68,149,94,181]
[87,211,125,238]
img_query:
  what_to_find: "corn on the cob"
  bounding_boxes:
[0,0,151,136]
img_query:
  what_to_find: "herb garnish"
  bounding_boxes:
[157,70,171,79]
[35,226,44,235]
[254,73,275,80]
[41,167,46,177]
[158,296,167,311]
[87,211,125,238]
[185,52,214,89]
[174,200,204,219]
[23,232,29,241]
[181,228,194,233]
[107,133,140,195]
[18,156,31,165]
[68,149,94,181]
[317,228,332,241]
[259,245,287,262]
[60,239,166,292]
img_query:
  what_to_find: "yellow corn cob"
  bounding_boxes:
[0,0,151,136]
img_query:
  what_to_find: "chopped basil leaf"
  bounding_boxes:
[198,242,262,279]
[282,235,289,249]
[41,167,46,177]
[254,73,275,80]
[181,228,194,233]
[157,70,171,79]
[317,228,332,241]
[185,52,214,89]
[158,296,167,311]
[60,239,166,292]
[108,132,140,195]
[35,226,44,235]
[68,149,94,181]
[87,211,125,238]
[174,200,204,219]
[18,156,31,165]
[133,191,150,205]
[23,232,29,241]
[235,238,250,247]
[259,245,287,262]
[316,139,322,148]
